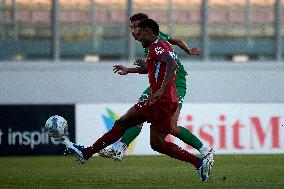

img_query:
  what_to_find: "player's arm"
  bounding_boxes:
[159,53,178,91]
[113,60,147,75]
[149,53,177,105]
[168,36,201,55]
[113,65,142,75]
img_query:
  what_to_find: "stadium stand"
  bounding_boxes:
[0,0,283,60]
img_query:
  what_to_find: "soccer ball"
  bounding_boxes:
[45,115,68,138]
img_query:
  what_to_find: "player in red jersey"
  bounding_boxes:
[65,19,212,182]
[99,13,213,163]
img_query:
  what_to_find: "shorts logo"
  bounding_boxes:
[155,47,165,55]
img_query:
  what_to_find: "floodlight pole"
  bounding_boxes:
[168,0,173,35]
[52,0,60,61]
[245,0,252,46]
[0,0,7,40]
[201,0,209,61]
[12,0,18,41]
[126,0,135,62]
[274,0,282,62]
[91,0,96,51]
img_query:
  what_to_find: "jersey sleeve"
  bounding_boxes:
[159,31,170,41]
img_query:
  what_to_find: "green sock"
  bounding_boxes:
[120,125,142,145]
[178,126,203,150]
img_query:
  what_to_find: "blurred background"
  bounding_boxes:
[0,0,283,62]
[0,2,283,188]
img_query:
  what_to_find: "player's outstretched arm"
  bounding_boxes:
[113,65,147,75]
[113,60,147,75]
[113,65,129,75]
[168,36,201,56]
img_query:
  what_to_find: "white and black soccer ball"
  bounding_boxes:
[45,115,68,138]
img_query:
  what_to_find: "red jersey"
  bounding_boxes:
[134,37,178,133]
[146,37,178,105]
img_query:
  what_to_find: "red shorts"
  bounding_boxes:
[134,99,178,134]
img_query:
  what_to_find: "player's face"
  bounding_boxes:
[129,20,141,40]
[138,28,151,48]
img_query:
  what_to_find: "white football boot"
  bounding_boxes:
[197,148,214,182]
[63,137,87,164]
[197,163,207,182]
[98,141,127,161]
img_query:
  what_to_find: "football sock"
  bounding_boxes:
[159,141,201,168]
[84,124,123,159]
[178,126,203,150]
[120,125,142,145]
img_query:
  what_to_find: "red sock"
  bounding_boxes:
[84,124,123,159]
[159,141,201,168]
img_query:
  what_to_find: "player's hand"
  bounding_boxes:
[148,88,165,106]
[113,65,128,75]
[134,59,146,67]
[189,48,201,55]
[134,59,147,73]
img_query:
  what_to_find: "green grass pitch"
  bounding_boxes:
[0,155,283,189]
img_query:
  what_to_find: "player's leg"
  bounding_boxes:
[171,107,213,157]
[150,123,212,182]
[118,87,150,145]
[172,81,213,157]
[167,82,214,180]
[120,124,142,146]
[98,123,142,160]
[66,106,145,162]
[99,87,150,159]
[150,125,201,168]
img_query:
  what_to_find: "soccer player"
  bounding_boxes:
[65,19,213,182]
[98,13,213,162]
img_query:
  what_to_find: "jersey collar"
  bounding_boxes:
[153,36,159,44]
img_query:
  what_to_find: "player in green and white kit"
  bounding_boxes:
[99,13,214,164]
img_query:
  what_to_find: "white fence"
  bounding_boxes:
[0,61,284,104]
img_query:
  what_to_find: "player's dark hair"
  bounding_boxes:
[138,19,159,35]
[130,13,149,22]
